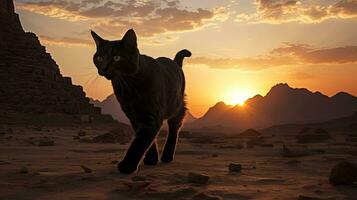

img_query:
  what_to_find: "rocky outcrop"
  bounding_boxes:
[0,0,114,124]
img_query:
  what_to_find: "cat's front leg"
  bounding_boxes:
[143,139,159,165]
[118,127,159,174]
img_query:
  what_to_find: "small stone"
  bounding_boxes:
[80,165,92,173]
[79,137,93,143]
[122,181,151,192]
[0,160,11,165]
[92,127,132,144]
[20,167,29,174]
[259,143,274,147]
[37,137,54,146]
[5,136,13,140]
[78,130,86,137]
[7,128,13,134]
[229,163,242,172]
[132,176,147,182]
[187,172,210,185]
[297,195,328,200]
[33,127,42,131]
[286,159,301,165]
[192,192,223,200]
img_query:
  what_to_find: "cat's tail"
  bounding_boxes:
[174,49,191,68]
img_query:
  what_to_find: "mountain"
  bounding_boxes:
[91,94,197,125]
[0,0,115,124]
[263,111,357,135]
[90,94,130,124]
[188,83,357,131]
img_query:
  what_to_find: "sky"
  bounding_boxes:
[14,0,357,117]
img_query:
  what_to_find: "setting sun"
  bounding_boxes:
[222,89,255,106]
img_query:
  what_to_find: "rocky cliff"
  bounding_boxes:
[0,0,113,124]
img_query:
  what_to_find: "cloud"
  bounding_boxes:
[235,0,357,24]
[38,35,91,47]
[272,43,357,64]
[288,72,315,80]
[17,0,229,37]
[188,55,296,70]
[187,43,357,70]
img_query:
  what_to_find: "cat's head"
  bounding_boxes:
[90,29,140,80]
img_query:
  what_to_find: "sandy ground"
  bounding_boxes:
[0,126,356,200]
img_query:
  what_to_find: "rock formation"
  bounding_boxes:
[0,0,113,124]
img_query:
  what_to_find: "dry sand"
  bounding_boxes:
[0,126,356,200]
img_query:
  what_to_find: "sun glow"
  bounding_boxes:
[222,89,255,106]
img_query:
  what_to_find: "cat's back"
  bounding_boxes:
[156,57,180,69]
[155,57,183,76]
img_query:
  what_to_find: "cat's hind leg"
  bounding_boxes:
[118,125,161,174]
[161,107,186,163]
[143,139,159,165]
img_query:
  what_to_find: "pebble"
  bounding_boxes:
[228,163,242,172]
[187,172,210,185]
[80,165,92,173]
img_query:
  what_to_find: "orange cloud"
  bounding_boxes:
[188,55,296,70]
[236,0,357,24]
[38,35,91,47]
[273,43,357,64]
[187,43,357,70]
[17,0,229,37]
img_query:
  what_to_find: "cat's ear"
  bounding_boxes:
[122,29,137,50]
[91,30,104,46]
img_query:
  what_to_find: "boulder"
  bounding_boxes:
[329,161,357,185]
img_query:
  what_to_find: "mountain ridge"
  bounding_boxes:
[90,94,197,125]
[188,83,357,131]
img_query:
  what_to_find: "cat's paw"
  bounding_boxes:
[143,156,158,166]
[160,155,174,163]
[117,161,137,174]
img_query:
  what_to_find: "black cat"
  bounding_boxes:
[91,29,191,174]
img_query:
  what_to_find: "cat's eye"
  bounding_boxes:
[96,56,103,62]
[113,55,121,62]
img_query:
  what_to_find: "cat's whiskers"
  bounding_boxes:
[88,75,100,91]
[77,71,97,78]
[83,73,98,88]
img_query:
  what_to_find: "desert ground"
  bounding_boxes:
[0,125,356,200]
